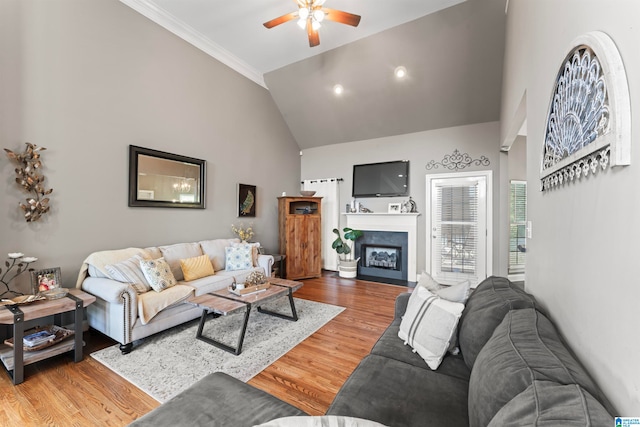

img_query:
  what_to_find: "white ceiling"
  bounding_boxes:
[120,0,466,86]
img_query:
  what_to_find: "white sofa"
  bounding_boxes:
[76,238,273,354]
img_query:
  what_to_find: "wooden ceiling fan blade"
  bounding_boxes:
[323,8,361,27]
[307,24,320,47]
[263,12,298,29]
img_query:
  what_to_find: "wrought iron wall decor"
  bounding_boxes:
[4,143,53,222]
[425,149,490,171]
[541,31,630,191]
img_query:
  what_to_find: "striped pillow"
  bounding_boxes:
[398,286,464,370]
[180,254,215,281]
[105,254,151,294]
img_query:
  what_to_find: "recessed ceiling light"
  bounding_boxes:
[333,84,344,95]
[394,66,407,79]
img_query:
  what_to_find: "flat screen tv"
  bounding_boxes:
[352,160,409,197]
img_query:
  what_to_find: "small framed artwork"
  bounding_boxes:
[31,267,62,295]
[388,203,402,213]
[238,183,256,217]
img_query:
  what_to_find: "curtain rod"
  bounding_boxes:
[301,178,344,184]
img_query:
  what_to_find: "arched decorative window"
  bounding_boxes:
[541,31,630,191]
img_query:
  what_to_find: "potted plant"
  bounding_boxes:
[332,227,364,278]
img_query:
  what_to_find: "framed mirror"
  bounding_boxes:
[129,145,206,209]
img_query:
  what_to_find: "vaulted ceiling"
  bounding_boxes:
[121,0,506,149]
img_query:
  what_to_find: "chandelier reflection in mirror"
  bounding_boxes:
[541,32,630,191]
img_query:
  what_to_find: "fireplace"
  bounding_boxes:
[355,230,408,283]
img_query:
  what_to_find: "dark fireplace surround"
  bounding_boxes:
[354,230,408,284]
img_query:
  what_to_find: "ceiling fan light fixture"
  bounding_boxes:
[312,20,321,31]
[297,18,307,29]
[298,7,309,20]
[394,66,407,79]
[313,10,325,22]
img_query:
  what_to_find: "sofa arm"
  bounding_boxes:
[82,276,137,305]
[258,254,274,277]
[395,292,411,319]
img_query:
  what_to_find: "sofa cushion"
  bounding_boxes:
[458,276,538,369]
[487,381,612,426]
[256,416,388,427]
[398,287,464,370]
[105,254,152,294]
[128,372,306,427]
[225,245,253,271]
[181,274,234,297]
[199,238,241,271]
[159,242,203,281]
[180,254,215,281]
[371,318,471,381]
[468,308,605,427]
[327,354,469,427]
[140,257,177,292]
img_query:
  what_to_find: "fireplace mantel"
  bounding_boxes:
[344,213,420,282]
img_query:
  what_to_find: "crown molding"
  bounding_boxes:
[119,0,266,88]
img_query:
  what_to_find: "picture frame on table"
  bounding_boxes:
[238,183,256,217]
[30,267,62,295]
[388,203,402,213]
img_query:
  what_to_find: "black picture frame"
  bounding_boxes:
[237,184,256,217]
[128,145,206,209]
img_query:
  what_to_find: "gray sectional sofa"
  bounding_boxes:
[129,276,615,426]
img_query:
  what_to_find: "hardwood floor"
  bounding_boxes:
[0,273,409,426]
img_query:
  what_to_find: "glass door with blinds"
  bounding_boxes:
[509,181,527,275]
[426,172,491,286]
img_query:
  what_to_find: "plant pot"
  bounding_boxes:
[338,258,359,278]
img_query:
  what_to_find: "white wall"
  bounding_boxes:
[501,0,640,414]
[0,0,301,292]
[301,121,507,279]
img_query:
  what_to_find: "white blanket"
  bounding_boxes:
[75,247,148,288]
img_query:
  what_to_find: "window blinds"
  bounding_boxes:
[509,181,527,273]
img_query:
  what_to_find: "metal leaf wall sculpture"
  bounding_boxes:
[4,143,54,222]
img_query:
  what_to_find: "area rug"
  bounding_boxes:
[91,297,344,402]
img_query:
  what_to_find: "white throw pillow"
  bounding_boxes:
[436,280,471,304]
[139,257,177,292]
[225,246,253,271]
[416,271,442,291]
[105,254,151,294]
[398,286,464,370]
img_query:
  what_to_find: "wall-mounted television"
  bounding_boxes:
[352,160,409,197]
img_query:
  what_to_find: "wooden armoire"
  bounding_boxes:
[278,196,322,280]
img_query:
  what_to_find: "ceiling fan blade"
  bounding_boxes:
[323,8,361,27]
[263,12,298,29]
[307,22,320,47]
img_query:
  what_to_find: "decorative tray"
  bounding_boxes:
[4,325,74,352]
[0,294,46,307]
[229,283,270,296]
[41,288,68,300]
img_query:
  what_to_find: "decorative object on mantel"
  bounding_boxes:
[388,203,402,214]
[402,197,418,213]
[332,227,364,278]
[4,143,53,222]
[358,203,373,213]
[541,31,630,191]
[231,222,254,242]
[0,253,38,298]
[425,149,490,171]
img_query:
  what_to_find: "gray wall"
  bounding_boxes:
[501,0,640,413]
[0,0,300,292]
[301,121,507,278]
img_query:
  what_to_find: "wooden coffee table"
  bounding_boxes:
[186,278,303,355]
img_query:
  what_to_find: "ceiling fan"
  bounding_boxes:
[263,0,361,47]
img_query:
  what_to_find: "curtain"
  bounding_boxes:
[302,178,341,271]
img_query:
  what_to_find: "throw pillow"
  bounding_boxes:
[105,254,151,294]
[417,271,442,291]
[180,254,215,281]
[224,245,253,271]
[231,241,260,267]
[139,257,177,292]
[398,286,464,370]
[435,280,471,304]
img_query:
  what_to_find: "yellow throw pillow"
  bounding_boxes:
[180,254,215,281]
